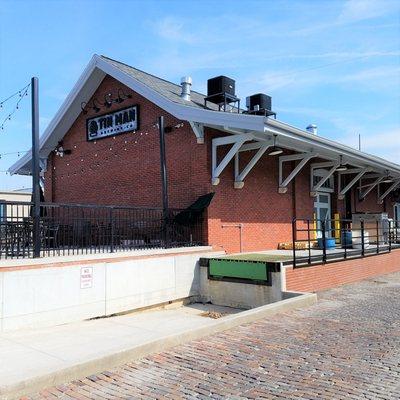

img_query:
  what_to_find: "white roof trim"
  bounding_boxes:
[9,54,264,175]
[9,54,400,178]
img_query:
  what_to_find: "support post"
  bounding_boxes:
[31,77,41,258]
[158,116,169,247]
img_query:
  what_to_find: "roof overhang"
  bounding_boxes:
[9,54,400,180]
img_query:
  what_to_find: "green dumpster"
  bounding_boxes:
[208,258,271,284]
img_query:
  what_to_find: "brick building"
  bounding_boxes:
[10,55,400,253]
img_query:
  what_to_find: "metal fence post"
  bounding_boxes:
[321,220,327,264]
[110,208,114,253]
[389,220,392,252]
[292,218,296,268]
[376,220,379,254]
[307,219,311,265]
[361,220,365,257]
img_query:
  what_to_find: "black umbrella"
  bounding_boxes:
[30,186,47,217]
[174,192,215,226]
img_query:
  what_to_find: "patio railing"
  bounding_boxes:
[0,201,205,259]
[292,217,400,268]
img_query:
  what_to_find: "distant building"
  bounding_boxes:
[0,189,31,220]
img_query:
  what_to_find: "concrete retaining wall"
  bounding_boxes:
[0,247,220,332]
[198,266,285,309]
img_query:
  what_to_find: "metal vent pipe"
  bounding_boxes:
[180,76,192,101]
[306,124,318,135]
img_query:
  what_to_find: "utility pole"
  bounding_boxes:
[158,115,169,247]
[358,133,361,151]
[31,77,41,258]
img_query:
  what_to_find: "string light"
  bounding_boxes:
[0,83,30,109]
[2,116,185,180]
[0,83,31,132]
[50,120,185,180]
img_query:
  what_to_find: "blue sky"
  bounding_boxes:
[0,0,399,190]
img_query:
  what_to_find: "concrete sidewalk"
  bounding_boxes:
[0,304,238,397]
[0,293,316,400]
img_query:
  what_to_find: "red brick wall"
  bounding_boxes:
[351,186,386,215]
[44,75,210,209]
[204,129,315,253]
[285,249,400,292]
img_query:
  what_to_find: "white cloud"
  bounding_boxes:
[292,0,399,36]
[253,64,400,94]
[153,17,196,44]
[338,0,397,24]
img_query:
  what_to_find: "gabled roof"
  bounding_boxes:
[101,56,218,110]
[9,54,264,175]
[9,54,400,178]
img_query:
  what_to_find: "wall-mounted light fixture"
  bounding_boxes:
[116,88,133,104]
[382,170,393,183]
[55,142,72,157]
[336,155,348,172]
[104,93,113,108]
[267,134,283,156]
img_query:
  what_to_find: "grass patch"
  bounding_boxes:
[221,253,293,262]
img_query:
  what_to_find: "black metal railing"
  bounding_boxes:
[292,217,400,268]
[0,201,205,259]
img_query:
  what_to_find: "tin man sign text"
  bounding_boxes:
[87,105,139,141]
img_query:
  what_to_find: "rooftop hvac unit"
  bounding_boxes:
[207,76,235,99]
[204,76,240,112]
[245,93,276,118]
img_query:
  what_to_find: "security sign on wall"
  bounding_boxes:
[86,105,139,141]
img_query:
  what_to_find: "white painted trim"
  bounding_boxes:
[234,144,270,186]
[211,134,250,185]
[338,168,368,199]
[378,180,400,204]
[359,176,385,200]
[265,118,400,176]
[311,162,339,193]
[189,122,204,144]
[278,152,316,193]
[9,54,400,180]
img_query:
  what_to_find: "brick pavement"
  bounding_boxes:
[24,272,400,399]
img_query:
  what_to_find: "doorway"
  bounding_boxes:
[314,193,331,238]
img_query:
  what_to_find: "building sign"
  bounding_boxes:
[86,105,139,141]
[80,266,93,289]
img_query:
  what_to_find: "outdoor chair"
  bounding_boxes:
[40,222,60,250]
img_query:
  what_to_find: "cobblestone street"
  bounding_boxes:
[25,272,400,400]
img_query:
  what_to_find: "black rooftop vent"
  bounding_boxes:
[245,93,276,118]
[207,76,235,99]
[204,76,240,113]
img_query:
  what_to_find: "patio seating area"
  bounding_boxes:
[0,200,205,259]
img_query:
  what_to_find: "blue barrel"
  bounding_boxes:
[341,231,352,248]
[317,237,336,249]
